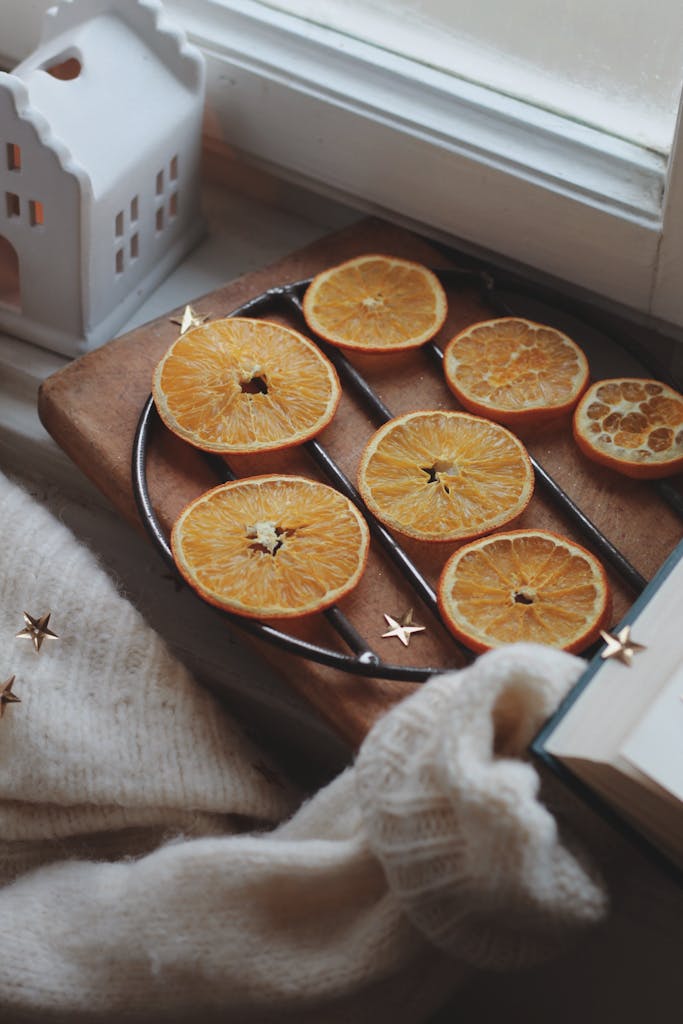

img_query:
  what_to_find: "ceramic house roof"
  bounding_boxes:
[7,1,204,199]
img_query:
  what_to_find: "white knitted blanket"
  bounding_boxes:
[0,469,613,1022]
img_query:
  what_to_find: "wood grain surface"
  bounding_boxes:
[38,217,683,748]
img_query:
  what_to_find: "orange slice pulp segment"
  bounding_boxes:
[357,410,534,542]
[443,317,589,427]
[302,254,447,351]
[573,377,683,479]
[171,475,370,618]
[153,318,341,453]
[438,529,610,654]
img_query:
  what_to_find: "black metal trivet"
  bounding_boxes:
[132,263,683,680]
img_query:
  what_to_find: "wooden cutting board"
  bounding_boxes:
[38,217,683,748]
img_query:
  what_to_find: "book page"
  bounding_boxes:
[544,552,683,763]
[621,663,683,804]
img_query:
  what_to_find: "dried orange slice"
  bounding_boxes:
[171,475,370,618]
[438,529,610,654]
[573,378,683,479]
[357,410,534,542]
[443,317,589,427]
[302,254,447,352]
[153,318,341,453]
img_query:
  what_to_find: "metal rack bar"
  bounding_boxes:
[655,480,683,520]
[304,438,446,620]
[132,396,443,680]
[323,606,379,661]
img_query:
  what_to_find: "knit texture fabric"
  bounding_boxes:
[355,644,607,970]
[0,469,298,879]
[0,469,607,1022]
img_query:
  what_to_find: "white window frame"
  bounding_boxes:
[4,0,683,328]
[163,0,683,330]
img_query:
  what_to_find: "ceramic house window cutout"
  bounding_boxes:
[7,143,22,171]
[0,0,205,356]
[0,236,20,310]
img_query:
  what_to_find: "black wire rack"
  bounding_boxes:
[132,263,683,682]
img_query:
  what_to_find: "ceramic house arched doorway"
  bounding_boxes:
[0,234,20,311]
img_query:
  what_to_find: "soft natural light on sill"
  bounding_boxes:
[260,0,683,154]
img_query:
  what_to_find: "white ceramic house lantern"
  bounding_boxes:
[0,0,205,356]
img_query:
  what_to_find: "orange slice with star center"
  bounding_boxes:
[357,409,534,542]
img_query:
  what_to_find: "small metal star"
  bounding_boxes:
[599,625,647,666]
[0,676,20,719]
[16,611,59,654]
[169,304,210,335]
[381,608,426,647]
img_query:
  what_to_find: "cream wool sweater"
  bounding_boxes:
[0,468,609,1022]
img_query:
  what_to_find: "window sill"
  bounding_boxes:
[167,0,670,321]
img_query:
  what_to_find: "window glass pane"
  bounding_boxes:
[261,0,683,153]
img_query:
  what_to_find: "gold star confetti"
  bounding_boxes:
[381,608,426,647]
[16,611,59,654]
[169,304,210,335]
[0,676,20,719]
[599,625,647,666]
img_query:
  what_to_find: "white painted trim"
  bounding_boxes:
[172,1,665,216]
[651,99,683,326]
[160,0,669,317]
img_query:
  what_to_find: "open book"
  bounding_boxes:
[532,539,683,877]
